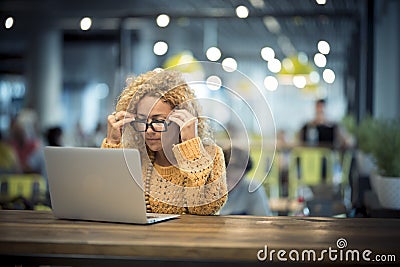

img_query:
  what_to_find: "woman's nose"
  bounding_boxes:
[145,124,155,133]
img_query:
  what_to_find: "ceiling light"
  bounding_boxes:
[206,47,222,62]
[263,16,281,34]
[236,6,249,19]
[156,14,170,28]
[222,57,237,72]
[178,53,195,65]
[80,17,92,31]
[261,47,275,61]
[206,75,222,91]
[282,58,294,72]
[277,35,296,56]
[297,52,308,64]
[5,17,14,29]
[314,53,327,68]
[316,0,327,5]
[268,58,282,73]
[249,0,265,8]
[153,41,168,56]
[264,76,278,91]
[323,69,335,84]
[95,83,109,99]
[318,40,330,55]
[309,71,320,84]
[293,75,307,89]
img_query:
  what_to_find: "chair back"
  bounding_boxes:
[288,146,336,197]
[0,174,48,209]
[263,153,281,199]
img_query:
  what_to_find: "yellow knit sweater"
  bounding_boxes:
[101,137,228,215]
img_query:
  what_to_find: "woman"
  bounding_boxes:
[101,69,227,215]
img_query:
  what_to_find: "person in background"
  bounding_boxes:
[45,126,63,146]
[219,147,272,216]
[0,131,21,174]
[101,69,227,215]
[299,99,354,150]
[8,109,45,175]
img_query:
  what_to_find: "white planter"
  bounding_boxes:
[374,175,400,210]
[370,174,378,195]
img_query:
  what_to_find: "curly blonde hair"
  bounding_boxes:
[117,69,213,162]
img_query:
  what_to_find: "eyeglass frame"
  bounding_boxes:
[130,119,172,132]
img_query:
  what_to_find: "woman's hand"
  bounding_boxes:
[168,109,198,142]
[106,111,135,144]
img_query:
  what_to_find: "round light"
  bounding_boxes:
[314,53,327,68]
[156,14,170,28]
[153,41,168,56]
[206,75,222,91]
[206,47,222,62]
[309,71,320,84]
[5,17,14,29]
[297,52,308,64]
[323,69,335,84]
[318,40,330,55]
[267,58,282,73]
[264,76,278,91]
[293,75,307,89]
[282,58,294,72]
[236,5,249,19]
[316,0,327,5]
[261,46,275,61]
[222,57,237,72]
[80,17,92,31]
[95,83,109,99]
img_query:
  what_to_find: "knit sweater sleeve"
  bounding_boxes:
[100,138,123,149]
[172,137,228,215]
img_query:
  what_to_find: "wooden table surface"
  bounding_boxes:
[0,210,399,266]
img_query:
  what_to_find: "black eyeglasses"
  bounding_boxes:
[130,119,172,132]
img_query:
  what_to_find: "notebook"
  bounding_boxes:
[44,146,179,224]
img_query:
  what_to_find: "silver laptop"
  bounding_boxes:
[44,146,179,224]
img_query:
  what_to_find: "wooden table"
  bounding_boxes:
[0,210,399,266]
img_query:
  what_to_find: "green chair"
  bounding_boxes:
[0,143,20,173]
[263,154,281,199]
[0,174,49,210]
[288,146,336,198]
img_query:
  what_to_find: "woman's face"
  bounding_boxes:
[135,95,175,152]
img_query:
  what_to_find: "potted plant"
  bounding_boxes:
[351,117,400,209]
[341,115,378,181]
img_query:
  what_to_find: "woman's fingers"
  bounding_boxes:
[106,111,135,144]
[169,109,198,141]
[169,110,196,126]
[113,111,135,122]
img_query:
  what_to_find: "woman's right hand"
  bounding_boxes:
[106,111,135,144]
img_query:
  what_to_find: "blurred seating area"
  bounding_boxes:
[261,146,353,217]
[0,108,107,210]
[257,141,400,218]
[0,174,50,210]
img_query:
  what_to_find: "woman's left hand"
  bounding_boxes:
[168,109,198,142]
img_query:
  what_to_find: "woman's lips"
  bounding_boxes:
[146,138,160,142]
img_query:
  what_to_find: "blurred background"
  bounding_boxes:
[0,0,399,216]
